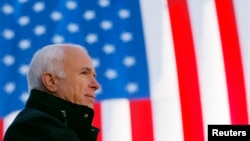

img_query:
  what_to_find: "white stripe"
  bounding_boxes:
[188,0,230,140]
[140,0,183,141]
[101,99,132,141]
[233,0,250,123]
[4,110,20,133]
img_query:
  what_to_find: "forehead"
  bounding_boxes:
[63,47,95,70]
[63,46,89,60]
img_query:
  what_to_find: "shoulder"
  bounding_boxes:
[14,108,59,122]
[4,108,80,141]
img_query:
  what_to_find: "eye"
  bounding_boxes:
[81,71,88,75]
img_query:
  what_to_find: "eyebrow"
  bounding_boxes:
[80,67,97,76]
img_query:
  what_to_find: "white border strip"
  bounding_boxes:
[140,0,183,141]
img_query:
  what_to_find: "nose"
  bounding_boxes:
[91,78,100,91]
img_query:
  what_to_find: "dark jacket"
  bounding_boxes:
[4,89,99,141]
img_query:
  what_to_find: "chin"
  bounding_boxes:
[82,103,94,109]
[88,105,94,109]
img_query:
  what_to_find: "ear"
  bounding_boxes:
[41,72,58,93]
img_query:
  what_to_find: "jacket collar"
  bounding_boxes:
[26,89,99,141]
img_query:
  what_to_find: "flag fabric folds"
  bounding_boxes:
[0,0,250,141]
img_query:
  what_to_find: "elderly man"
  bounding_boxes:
[4,43,100,141]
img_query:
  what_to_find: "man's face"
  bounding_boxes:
[55,47,99,109]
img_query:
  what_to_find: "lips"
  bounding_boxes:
[85,94,95,99]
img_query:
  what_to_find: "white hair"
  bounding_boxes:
[27,43,87,92]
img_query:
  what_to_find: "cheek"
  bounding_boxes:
[71,77,89,93]
[78,82,88,92]
[74,87,87,104]
[74,79,87,92]
[60,78,78,93]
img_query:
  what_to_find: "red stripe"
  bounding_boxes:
[130,99,154,141]
[215,0,248,124]
[167,0,204,141]
[93,102,102,141]
[0,119,3,140]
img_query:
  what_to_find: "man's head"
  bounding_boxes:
[27,43,100,108]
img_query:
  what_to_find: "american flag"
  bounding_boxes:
[1,0,250,141]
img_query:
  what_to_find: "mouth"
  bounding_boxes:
[85,94,95,100]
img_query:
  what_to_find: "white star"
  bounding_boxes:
[67,23,79,33]
[2,4,14,15]
[105,69,117,80]
[2,55,15,66]
[20,92,29,103]
[2,29,15,40]
[95,86,102,95]
[66,0,77,10]
[34,25,46,36]
[18,39,31,50]
[85,33,98,44]
[50,11,62,21]
[52,35,64,43]
[92,58,100,68]
[120,32,132,42]
[83,10,95,21]
[4,82,16,94]
[118,9,130,19]
[33,2,45,13]
[123,56,135,67]
[18,64,29,75]
[125,82,138,94]
[18,16,30,26]
[100,20,112,30]
[103,44,115,54]
[99,0,110,7]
